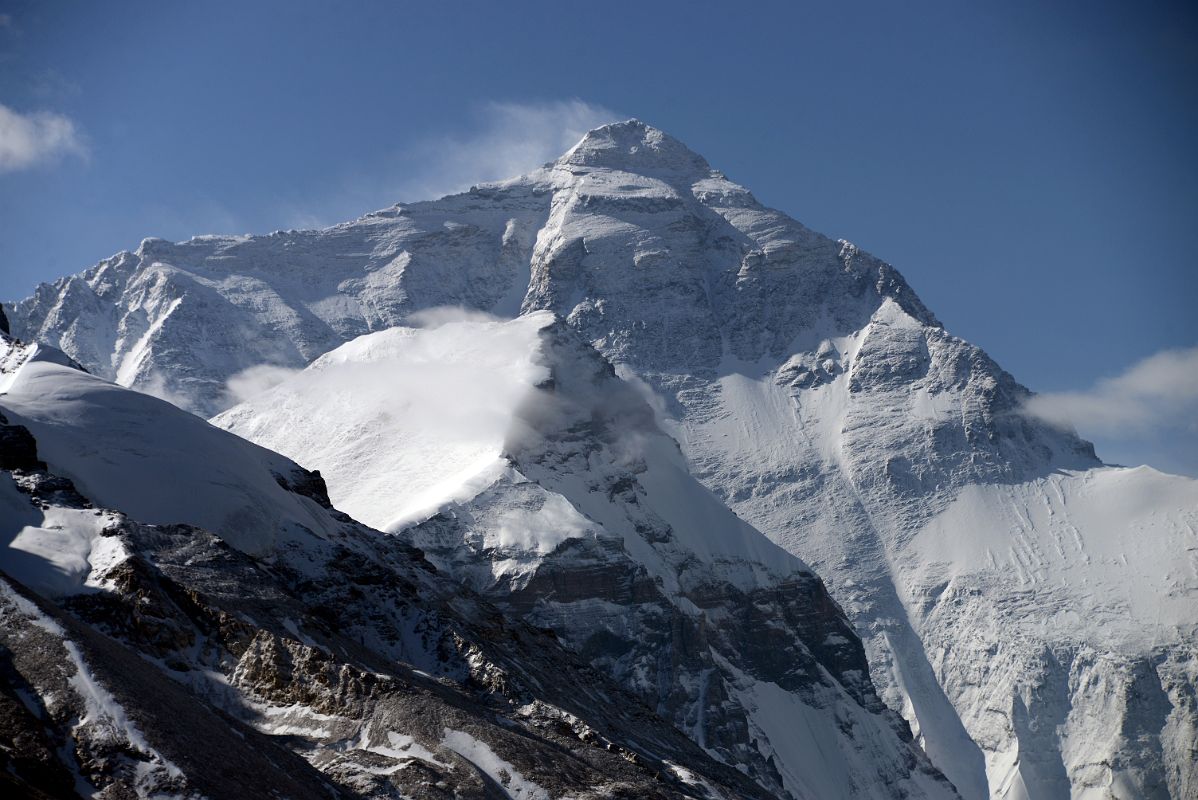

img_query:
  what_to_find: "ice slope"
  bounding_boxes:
[10,118,1198,798]
[215,314,957,800]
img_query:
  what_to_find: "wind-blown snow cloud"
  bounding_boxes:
[280,98,619,230]
[406,306,502,329]
[1023,346,1198,435]
[0,103,87,173]
[393,99,620,200]
[216,310,554,530]
[224,365,302,406]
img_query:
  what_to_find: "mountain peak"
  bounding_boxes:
[558,118,711,177]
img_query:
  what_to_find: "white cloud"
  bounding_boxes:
[1023,345,1198,435]
[0,103,87,173]
[392,98,620,200]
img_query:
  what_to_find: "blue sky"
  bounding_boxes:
[1,0,1195,474]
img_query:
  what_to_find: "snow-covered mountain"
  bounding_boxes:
[7,120,1197,798]
[214,310,955,800]
[0,330,796,799]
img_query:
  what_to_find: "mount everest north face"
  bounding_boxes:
[4,120,1196,799]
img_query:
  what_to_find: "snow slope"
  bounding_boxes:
[903,468,1198,799]
[9,119,1197,798]
[218,310,553,533]
[0,334,340,558]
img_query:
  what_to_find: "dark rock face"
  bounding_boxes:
[416,501,931,799]
[0,651,79,800]
[0,415,44,471]
[274,465,336,509]
[0,577,350,800]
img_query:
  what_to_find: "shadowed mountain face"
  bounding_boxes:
[7,120,1197,799]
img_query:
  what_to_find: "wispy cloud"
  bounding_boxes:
[278,98,620,230]
[0,103,87,173]
[1023,346,1198,435]
[391,99,621,200]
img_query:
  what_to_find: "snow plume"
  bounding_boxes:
[224,364,302,405]
[393,99,620,200]
[277,99,618,228]
[213,312,556,529]
[1023,345,1198,435]
[135,371,195,411]
[615,364,684,444]
[503,331,665,473]
[0,103,87,173]
[406,305,501,329]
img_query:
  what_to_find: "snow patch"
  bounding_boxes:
[440,728,548,800]
[0,474,126,597]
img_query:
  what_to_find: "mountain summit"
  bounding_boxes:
[6,121,1196,799]
[558,119,713,176]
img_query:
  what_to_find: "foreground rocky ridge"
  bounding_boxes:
[7,120,1198,798]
